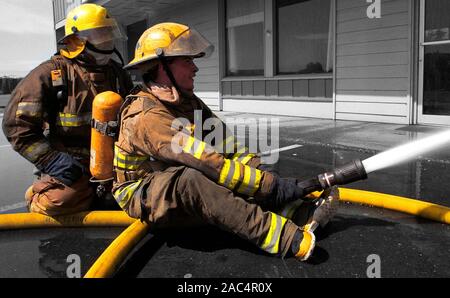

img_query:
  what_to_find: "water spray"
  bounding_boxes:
[298,129,450,193]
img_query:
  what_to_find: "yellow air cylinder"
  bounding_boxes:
[90,91,123,181]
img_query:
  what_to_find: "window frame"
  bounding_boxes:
[221,0,335,80]
[224,0,266,77]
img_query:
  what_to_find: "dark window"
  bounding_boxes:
[226,0,264,76]
[423,0,450,116]
[276,0,333,75]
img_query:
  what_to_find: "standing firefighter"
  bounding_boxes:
[114,22,338,261]
[2,4,133,216]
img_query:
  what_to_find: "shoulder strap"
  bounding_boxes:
[109,60,129,97]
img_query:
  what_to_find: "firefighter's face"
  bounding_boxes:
[157,57,199,93]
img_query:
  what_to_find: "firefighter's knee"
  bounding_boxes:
[178,167,207,191]
[25,175,94,216]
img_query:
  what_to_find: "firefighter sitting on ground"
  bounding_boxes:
[2,4,133,216]
[113,22,339,261]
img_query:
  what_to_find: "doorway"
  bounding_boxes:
[418,0,450,125]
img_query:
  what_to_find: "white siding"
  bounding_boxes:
[223,99,334,119]
[336,0,411,124]
[149,0,220,110]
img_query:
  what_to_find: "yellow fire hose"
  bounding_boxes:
[0,211,135,230]
[339,188,450,225]
[84,220,150,278]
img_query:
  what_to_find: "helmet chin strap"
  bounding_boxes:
[156,48,191,100]
[85,41,125,66]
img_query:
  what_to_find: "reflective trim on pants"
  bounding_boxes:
[113,180,142,209]
[260,212,288,255]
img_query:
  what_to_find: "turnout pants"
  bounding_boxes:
[124,166,300,257]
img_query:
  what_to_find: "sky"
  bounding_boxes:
[0,0,56,77]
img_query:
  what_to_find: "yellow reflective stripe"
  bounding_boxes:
[218,159,231,186]
[114,159,140,170]
[237,166,262,196]
[57,112,91,127]
[237,165,252,195]
[182,137,206,160]
[261,213,288,255]
[116,151,148,162]
[114,157,146,170]
[238,153,255,165]
[22,141,51,162]
[182,136,195,154]
[229,161,241,190]
[218,160,241,190]
[194,141,206,159]
[238,166,262,196]
[232,152,243,160]
[231,144,249,160]
[191,140,206,159]
[16,102,42,117]
[114,146,148,170]
[113,180,142,209]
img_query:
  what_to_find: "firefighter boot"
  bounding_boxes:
[290,229,316,261]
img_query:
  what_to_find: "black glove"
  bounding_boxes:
[269,175,321,208]
[39,152,84,186]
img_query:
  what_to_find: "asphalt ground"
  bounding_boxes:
[0,111,449,278]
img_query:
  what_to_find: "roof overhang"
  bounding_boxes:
[99,0,192,26]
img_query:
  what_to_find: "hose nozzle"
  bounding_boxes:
[317,159,368,189]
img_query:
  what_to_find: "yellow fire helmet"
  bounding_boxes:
[125,22,214,69]
[59,3,123,59]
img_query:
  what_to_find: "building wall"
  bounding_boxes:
[148,0,221,110]
[335,0,412,124]
[53,0,418,124]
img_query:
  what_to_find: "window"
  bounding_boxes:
[425,0,450,42]
[226,0,264,76]
[276,0,333,75]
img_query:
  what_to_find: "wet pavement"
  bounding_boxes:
[0,227,124,278]
[0,112,449,277]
